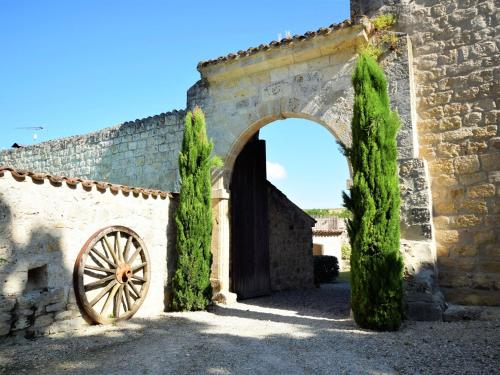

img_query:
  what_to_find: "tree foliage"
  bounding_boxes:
[343,53,404,331]
[172,107,216,311]
[304,208,352,219]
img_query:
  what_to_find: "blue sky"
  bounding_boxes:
[0,0,351,208]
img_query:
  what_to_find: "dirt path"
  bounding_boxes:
[0,283,498,375]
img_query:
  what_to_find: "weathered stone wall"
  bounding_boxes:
[0,169,176,338]
[267,182,315,291]
[0,111,185,193]
[194,22,442,319]
[352,0,499,306]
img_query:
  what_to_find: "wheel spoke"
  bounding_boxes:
[90,247,117,269]
[123,236,132,264]
[131,262,147,273]
[85,274,116,291]
[128,281,141,299]
[90,280,117,306]
[84,269,110,279]
[101,282,120,315]
[85,265,114,274]
[88,251,107,269]
[124,284,133,308]
[121,294,128,312]
[113,285,124,318]
[102,236,119,265]
[115,232,122,263]
[127,246,142,265]
[131,275,146,283]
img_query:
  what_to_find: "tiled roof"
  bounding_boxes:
[0,166,173,199]
[312,217,346,236]
[197,19,355,69]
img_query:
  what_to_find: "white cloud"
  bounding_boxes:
[266,161,286,181]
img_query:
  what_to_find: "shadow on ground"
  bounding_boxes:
[0,282,498,375]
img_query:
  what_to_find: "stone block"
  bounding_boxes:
[450,245,478,257]
[54,310,80,321]
[474,230,496,245]
[0,296,16,312]
[436,230,460,244]
[429,158,454,175]
[443,304,482,321]
[456,199,488,214]
[467,183,495,198]
[479,261,500,274]
[436,142,460,158]
[0,320,11,336]
[45,301,66,313]
[436,244,449,257]
[406,301,443,321]
[34,314,54,328]
[463,111,483,126]
[12,316,30,331]
[452,214,481,228]
[472,125,497,139]
[458,171,487,186]
[454,155,480,174]
[480,153,500,171]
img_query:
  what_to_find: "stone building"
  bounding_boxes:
[0,0,498,336]
[312,217,349,269]
[268,182,316,292]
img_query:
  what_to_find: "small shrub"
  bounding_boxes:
[313,256,339,285]
[341,243,351,260]
[358,13,398,60]
[372,13,396,30]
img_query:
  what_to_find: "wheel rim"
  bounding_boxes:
[73,226,150,324]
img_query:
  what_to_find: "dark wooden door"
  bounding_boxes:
[230,136,271,299]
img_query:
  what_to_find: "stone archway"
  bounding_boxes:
[188,19,444,320]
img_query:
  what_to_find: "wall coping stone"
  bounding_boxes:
[0,166,173,200]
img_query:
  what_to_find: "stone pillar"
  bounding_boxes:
[210,174,237,304]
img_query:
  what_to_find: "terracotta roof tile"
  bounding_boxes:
[312,217,346,236]
[197,19,354,70]
[0,166,172,200]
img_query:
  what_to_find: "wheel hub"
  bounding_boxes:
[115,263,132,284]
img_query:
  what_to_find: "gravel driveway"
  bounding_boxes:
[0,282,498,375]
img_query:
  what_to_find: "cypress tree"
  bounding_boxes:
[342,53,404,331]
[172,107,216,311]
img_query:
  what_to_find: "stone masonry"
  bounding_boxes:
[267,182,316,292]
[192,18,442,319]
[352,0,499,306]
[0,16,443,319]
[0,168,176,338]
[0,111,185,193]
[1,1,496,318]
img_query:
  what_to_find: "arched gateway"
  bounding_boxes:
[189,19,443,319]
[0,18,447,322]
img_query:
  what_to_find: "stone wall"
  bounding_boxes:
[0,111,185,193]
[267,182,315,291]
[352,0,499,306]
[0,168,176,338]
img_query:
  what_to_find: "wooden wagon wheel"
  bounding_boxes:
[73,226,150,324]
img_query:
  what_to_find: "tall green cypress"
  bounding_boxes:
[172,107,216,311]
[342,53,404,331]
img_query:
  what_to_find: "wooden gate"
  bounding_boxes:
[230,135,271,299]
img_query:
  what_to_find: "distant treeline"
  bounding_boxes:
[303,208,352,219]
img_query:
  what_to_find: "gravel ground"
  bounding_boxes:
[0,283,498,375]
